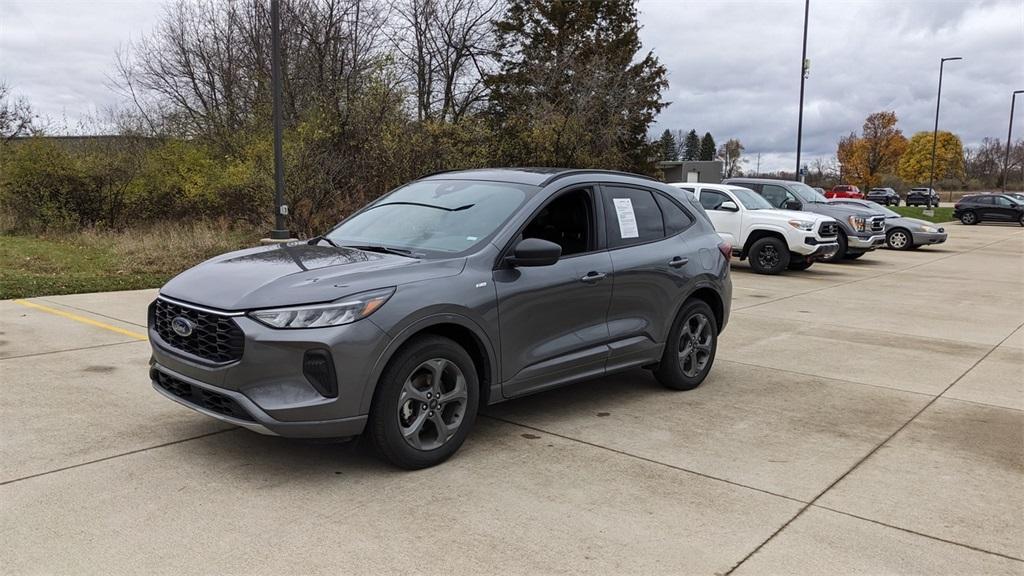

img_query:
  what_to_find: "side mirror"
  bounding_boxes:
[719,200,739,212]
[508,238,561,267]
[785,200,802,210]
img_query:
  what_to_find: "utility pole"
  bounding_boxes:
[269,0,290,240]
[794,0,810,180]
[926,56,962,214]
[1003,90,1024,193]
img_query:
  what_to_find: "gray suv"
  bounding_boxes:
[724,178,887,261]
[149,169,732,468]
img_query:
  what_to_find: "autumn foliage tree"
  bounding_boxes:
[897,131,965,187]
[836,111,906,189]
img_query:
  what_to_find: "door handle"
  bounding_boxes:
[580,271,607,283]
[669,256,689,268]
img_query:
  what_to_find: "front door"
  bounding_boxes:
[494,187,613,398]
[696,188,741,245]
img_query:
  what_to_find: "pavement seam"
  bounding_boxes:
[36,296,150,329]
[481,414,807,505]
[722,318,1024,575]
[0,428,237,487]
[734,232,1023,313]
[718,358,940,400]
[811,505,1024,563]
[0,339,146,361]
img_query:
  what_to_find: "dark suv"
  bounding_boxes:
[148,169,732,468]
[954,193,1024,226]
[724,177,887,260]
[866,187,900,206]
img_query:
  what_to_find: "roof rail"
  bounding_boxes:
[539,169,659,187]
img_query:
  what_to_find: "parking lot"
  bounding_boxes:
[1,222,1021,575]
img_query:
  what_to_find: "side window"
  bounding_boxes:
[995,196,1013,206]
[522,188,594,257]
[602,186,665,248]
[655,192,693,235]
[977,196,994,205]
[761,185,790,208]
[698,190,731,211]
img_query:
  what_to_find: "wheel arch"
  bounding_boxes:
[361,314,498,414]
[742,229,788,256]
[671,283,725,340]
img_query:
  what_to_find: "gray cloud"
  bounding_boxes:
[2,0,1021,170]
[639,0,1024,171]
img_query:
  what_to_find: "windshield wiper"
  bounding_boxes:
[308,235,339,247]
[342,244,421,258]
[369,201,475,212]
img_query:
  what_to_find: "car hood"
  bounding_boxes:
[748,208,832,223]
[160,243,466,311]
[802,201,884,220]
[890,216,941,230]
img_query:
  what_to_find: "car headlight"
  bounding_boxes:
[249,287,395,329]
[847,215,866,232]
[920,225,938,233]
[788,219,815,231]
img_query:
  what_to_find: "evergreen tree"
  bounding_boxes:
[682,129,701,160]
[699,132,716,161]
[658,129,678,161]
[486,0,669,172]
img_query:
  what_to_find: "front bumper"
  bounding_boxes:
[847,234,886,250]
[149,300,392,439]
[151,365,368,437]
[911,230,948,245]
[795,236,839,258]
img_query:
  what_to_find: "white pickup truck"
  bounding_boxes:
[669,183,840,274]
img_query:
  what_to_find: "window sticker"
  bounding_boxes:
[612,198,639,238]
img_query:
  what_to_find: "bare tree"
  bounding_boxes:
[390,0,501,122]
[0,82,37,141]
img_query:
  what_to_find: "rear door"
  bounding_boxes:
[600,184,697,372]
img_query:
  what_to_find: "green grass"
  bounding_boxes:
[0,222,257,299]
[0,236,167,299]
[890,206,955,223]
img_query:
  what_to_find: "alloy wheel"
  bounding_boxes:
[397,358,468,451]
[678,313,713,378]
[757,244,780,269]
[889,231,909,249]
[961,212,976,225]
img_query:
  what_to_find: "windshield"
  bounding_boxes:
[326,180,533,255]
[729,187,774,210]
[863,201,899,217]
[790,182,828,203]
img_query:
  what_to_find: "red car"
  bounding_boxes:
[825,185,864,199]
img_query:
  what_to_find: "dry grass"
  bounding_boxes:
[1,220,261,299]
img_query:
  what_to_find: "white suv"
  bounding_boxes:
[670,183,840,274]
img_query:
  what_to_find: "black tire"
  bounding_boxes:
[1019,214,1023,227]
[368,335,479,470]
[654,299,718,391]
[959,211,977,225]
[820,232,847,262]
[788,258,813,271]
[748,236,790,275]
[886,228,913,250]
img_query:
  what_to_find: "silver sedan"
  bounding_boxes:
[828,199,947,250]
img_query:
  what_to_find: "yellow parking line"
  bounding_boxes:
[13,299,148,341]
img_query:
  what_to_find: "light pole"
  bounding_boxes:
[926,56,962,211]
[269,0,290,240]
[1002,90,1024,193]
[794,0,810,181]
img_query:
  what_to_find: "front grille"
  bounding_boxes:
[152,298,244,363]
[153,370,254,421]
[870,217,885,232]
[819,221,839,238]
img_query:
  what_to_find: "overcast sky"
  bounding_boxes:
[2,0,1022,171]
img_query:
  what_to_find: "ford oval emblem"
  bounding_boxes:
[171,316,195,337]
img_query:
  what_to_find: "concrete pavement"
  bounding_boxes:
[1,222,1022,575]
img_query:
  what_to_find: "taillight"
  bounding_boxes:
[718,241,732,262]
